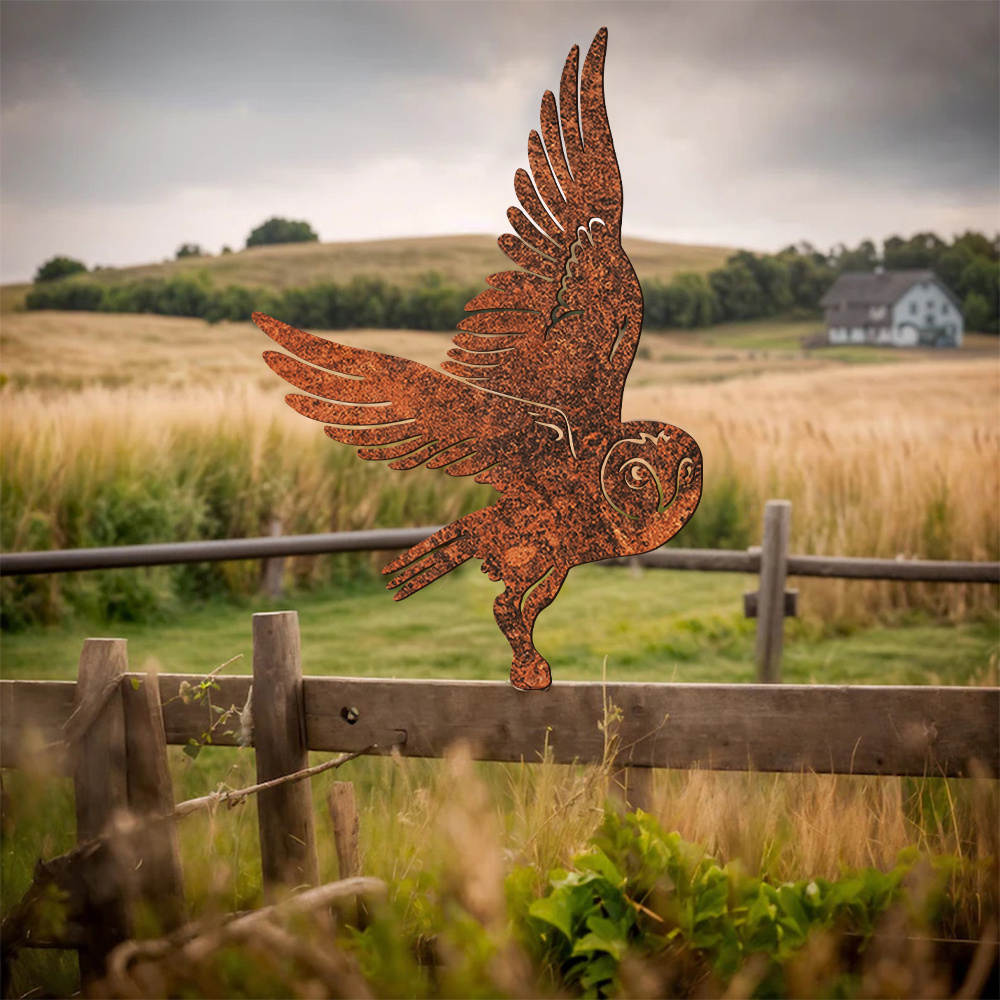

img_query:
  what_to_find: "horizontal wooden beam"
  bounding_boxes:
[3,676,996,779]
[0,527,447,576]
[1,532,996,584]
[785,554,999,584]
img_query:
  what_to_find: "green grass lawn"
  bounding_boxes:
[2,563,994,688]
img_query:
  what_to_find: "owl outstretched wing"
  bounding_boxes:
[254,312,576,491]
[443,27,643,421]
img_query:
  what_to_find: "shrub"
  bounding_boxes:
[24,281,106,311]
[245,217,318,248]
[33,256,87,283]
[175,243,204,259]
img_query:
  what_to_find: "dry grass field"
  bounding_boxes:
[2,309,997,627]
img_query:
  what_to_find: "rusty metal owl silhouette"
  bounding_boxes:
[254,27,703,690]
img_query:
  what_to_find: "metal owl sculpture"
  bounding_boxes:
[254,28,703,690]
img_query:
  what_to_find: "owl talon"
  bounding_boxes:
[510,653,552,691]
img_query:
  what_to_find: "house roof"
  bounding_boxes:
[820,270,961,310]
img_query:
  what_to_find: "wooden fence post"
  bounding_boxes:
[252,611,319,896]
[624,767,653,813]
[262,517,285,598]
[326,782,360,879]
[122,669,186,931]
[755,500,792,684]
[71,638,131,984]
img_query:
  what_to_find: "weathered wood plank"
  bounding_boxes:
[3,676,997,778]
[155,674,252,747]
[300,678,1000,777]
[252,612,319,894]
[122,672,186,931]
[0,680,75,772]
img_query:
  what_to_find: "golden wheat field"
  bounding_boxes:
[2,310,998,627]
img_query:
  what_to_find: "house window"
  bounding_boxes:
[909,301,917,315]
[942,302,949,314]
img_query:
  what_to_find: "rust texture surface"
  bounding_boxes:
[255,27,703,690]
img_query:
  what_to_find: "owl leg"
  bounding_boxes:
[493,565,569,692]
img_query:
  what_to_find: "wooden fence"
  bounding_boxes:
[2,499,997,684]
[2,608,998,981]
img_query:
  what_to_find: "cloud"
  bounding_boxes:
[1,1,996,282]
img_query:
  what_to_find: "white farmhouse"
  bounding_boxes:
[821,270,963,348]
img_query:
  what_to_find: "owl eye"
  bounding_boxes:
[603,454,665,519]
[622,458,654,491]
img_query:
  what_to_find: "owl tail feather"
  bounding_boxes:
[382,513,486,601]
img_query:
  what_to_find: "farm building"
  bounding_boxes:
[821,269,963,347]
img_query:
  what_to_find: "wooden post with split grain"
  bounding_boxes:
[252,611,319,896]
[755,500,792,684]
[71,638,132,983]
[121,668,186,930]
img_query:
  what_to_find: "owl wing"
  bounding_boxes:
[443,27,643,417]
[254,312,577,490]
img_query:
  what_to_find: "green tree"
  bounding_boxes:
[245,217,319,248]
[778,247,834,312]
[832,239,878,273]
[710,262,764,321]
[33,256,87,283]
[670,272,719,328]
[883,232,945,270]
[963,292,992,333]
[175,243,203,259]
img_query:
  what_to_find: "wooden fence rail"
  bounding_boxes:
[2,511,997,583]
[2,499,997,685]
[2,610,997,983]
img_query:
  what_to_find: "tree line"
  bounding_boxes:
[25,272,483,333]
[26,230,999,333]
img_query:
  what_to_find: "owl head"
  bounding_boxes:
[600,421,702,541]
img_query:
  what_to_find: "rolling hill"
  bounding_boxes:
[0,233,735,313]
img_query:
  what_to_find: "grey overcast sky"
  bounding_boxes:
[1,0,998,283]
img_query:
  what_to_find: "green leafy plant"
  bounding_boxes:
[522,809,935,998]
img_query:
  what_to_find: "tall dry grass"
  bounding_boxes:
[2,353,997,626]
[0,383,490,625]
[631,356,1000,625]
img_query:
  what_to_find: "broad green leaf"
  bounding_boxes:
[572,931,626,961]
[575,851,624,886]
[529,893,575,941]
